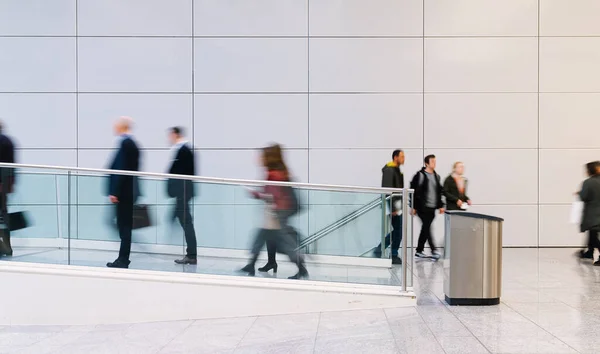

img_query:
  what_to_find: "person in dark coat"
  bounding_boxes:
[106,117,140,269]
[410,154,445,259]
[167,127,198,265]
[0,121,16,256]
[443,161,471,211]
[578,161,600,264]
[373,149,405,264]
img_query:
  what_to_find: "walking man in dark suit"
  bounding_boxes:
[106,117,140,269]
[167,127,197,265]
[0,121,16,256]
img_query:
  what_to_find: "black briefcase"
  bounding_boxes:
[132,204,152,230]
[8,211,30,231]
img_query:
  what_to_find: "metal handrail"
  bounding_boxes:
[0,162,412,195]
[296,195,392,251]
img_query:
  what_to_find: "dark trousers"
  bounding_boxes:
[116,199,134,262]
[250,227,303,267]
[375,214,403,257]
[416,207,437,253]
[587,229,600,254]
[265,211,299,264]
[0,189,10,250]
[175,197,197,258]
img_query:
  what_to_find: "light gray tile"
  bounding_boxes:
[235,338,314,354]
[239,313,318,346]
[310,38,422,93]
[436,336,489,354]
[466,320,547,338]
[540,37,600,92]
[314,337,398,354]
[310,0,422,36]
[0,0,75,35]
[78,0,191,36]
[478,334,577,354]
[0,38,76,92]
[195,0,307,36]
[425,37,537,93]
[426,318,472,337]
[194,38,307,93]
[0,94,76,149]
[389,322,433,339]
[161,317,256,353]
[317,309,391,340]
[395,336,446,354]
[78,93,192,149]
[384,307,422,324]
[425,0,537,36]
[310,94,423,149]
[540,0,600,36]
[194,94,308,149]
[78,38,192,93]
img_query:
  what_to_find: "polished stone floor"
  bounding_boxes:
[2,248,600,353]
[8,247,403,287]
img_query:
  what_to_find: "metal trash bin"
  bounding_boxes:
[443,211,504,306]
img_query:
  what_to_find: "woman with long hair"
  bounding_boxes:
[577,161,600,264]
[240,144,308,279]
[443,161,471,211]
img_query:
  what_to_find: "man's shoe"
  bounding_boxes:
[0,240,11,256]
[174,256,197,265]
[431,251,441,260]
[415,252,427,258]
[1,236,12,256]
[106,259,130,269]
[391,256,402,265]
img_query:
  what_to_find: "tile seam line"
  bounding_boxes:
[501,301,580,353]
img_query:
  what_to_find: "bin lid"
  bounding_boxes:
[445,210,504,222]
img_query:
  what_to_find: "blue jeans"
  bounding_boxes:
[375,214,403,257]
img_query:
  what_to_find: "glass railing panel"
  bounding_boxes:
[307,190,384,257]
[73,172,188,270]
[4,169,70,265]
[1,164,412,291]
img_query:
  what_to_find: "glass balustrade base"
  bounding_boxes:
[5,246,403,287]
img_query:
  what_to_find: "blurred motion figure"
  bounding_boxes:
[577,161,600,264]
[373,149,405,264]
[443,161,472,211]
[167,127,197,265]
[241,144,307,280]
[106,117,140,269]
[0,121,15,256]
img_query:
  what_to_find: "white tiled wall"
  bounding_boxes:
[0,0,596,247]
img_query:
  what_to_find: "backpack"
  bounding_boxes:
[410,170,425,190]
[285,186,303,216]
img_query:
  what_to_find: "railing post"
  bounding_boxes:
[67,171,71,266]
[401,188,408,292]
[380,194,386,258]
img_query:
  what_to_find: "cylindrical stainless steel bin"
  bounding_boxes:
[443,211,503,306]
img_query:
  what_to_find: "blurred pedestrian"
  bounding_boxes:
[443,161,471,211]
[167,127,198,265]
[0,121,16,256]
[577,161,600,264]
[106,117,141,269]
[241,144,307,280]
[373,149,405,264]
[410,154,445,260]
